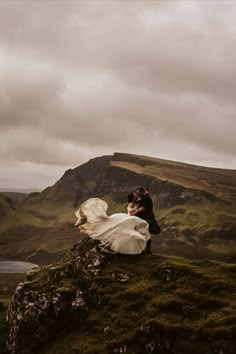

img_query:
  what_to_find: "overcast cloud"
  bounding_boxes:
[0,0,236,189]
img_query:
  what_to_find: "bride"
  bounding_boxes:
[75,198,150,255]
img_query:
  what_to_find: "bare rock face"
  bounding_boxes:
[26,153,219,212]
[6,238,106,354]
[92,163,217,209]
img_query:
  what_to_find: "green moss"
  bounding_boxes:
[40,253,236,354]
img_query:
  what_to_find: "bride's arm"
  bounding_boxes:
[127,202,135,215]
[127,206,133,215]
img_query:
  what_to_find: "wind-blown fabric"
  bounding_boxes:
[75,198,150,254]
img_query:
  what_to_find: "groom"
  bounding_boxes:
[131,187,155,255]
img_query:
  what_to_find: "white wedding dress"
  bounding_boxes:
[75,198,150,255]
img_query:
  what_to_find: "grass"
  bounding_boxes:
[101,194,126,215]
[0,195,42,233]
[40,253,236,354]
[208,241,236,254]
[157,199,236,237]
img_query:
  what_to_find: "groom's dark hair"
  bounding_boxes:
[136,187,145,194]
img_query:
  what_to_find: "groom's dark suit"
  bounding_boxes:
[135,193,155,221]
[135,192,155,255]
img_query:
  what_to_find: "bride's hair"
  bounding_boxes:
[127,193,135,203]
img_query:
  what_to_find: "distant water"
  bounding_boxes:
[0,261,39,273]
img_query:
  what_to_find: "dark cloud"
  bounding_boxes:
[0,0,235,189]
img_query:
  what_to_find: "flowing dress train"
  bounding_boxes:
[75,198,150,254]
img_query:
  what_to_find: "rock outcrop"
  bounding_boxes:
[6,238,236,354]
[7,238,105,354]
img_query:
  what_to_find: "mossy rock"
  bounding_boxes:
[5,238,236,354]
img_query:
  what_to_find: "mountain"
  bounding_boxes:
[4,238,236,354]
[0,188,41,193]
[0,152,235,263]
[0,192,28,202]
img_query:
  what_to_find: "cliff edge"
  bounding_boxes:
[6,238,236,354]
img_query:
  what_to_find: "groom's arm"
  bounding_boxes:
[132,197,150,216]
[131,206,145,216]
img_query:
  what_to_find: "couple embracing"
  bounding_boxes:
[74,187,160,255]
[128,187,161,253]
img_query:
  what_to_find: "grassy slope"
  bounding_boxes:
[0,194,82,261]
[41,253,236,354]
[0,196,42,233]
[19,174,78,220]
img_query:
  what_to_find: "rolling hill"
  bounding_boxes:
[0,153,235,263]
[0,192,28,202]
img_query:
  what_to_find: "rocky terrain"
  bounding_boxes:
[2,237,236,354]
[0,152,235,263]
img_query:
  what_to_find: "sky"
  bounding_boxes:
[0,0,236,190]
